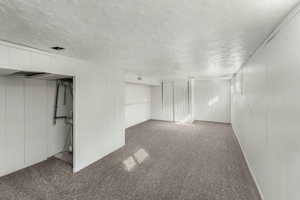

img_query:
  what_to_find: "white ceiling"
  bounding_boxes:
[0,0,298,79]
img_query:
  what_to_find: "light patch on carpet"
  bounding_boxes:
[123,156,136,172]
[134,148,149,164]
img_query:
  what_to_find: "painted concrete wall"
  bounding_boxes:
[0,41,124,173]
[231,7,300,200]
[193,80,231,123]
[125,83,151,128]
[0,77,71,176]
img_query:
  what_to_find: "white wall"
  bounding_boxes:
[193,80,231,123]
[231,6,300,200]
[0,78,25,176]
[0,41,124,174]
[173,80,191,122]
[151,80,191,122]
[0,77,71,176]
[151,82,173,121]
[125,83,151,128]
[24,79,49,167]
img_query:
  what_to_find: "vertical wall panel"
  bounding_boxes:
[151,85,163,120]
[174,80,190,122]
[193,80,231,123]
[125,83,151,128]
[1,78,25,176]
[0,77,6,176]
[162,82,174,121]
[151,80,191,122]
[151,82,174,121]
[24,79,48,167]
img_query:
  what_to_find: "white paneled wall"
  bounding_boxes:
[231,6,300,200]
[0,78,5,173]
[174,80,190,122]
[125,83,151,128]
[0,41,124,173]
[193,80,231,123]
[1,78,25,176]
[151,85,163,120]
[0,77,70,176]
[151,82,173,121]
[151,80,191,122]
[24,79,48,167]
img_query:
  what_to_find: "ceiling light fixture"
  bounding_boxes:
[51,46,65,51]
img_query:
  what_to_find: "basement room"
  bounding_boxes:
[1,1,300,200]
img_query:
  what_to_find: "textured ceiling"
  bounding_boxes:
[0,0,298,79]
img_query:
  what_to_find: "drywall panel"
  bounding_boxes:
[231,6,300,200]
[125,83,151,128]
[193,80,231,123]
[24,79,48,167]
[0,78,25,176]
[0,40,125,175]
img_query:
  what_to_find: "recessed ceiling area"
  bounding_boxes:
[0,67,72,80]
[0,0,298,79]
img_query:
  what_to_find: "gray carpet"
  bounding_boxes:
[0,120,261,200]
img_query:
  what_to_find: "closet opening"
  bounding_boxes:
[0,68,75,176]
